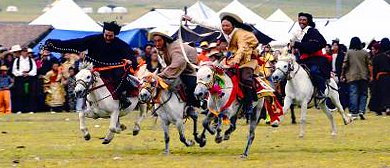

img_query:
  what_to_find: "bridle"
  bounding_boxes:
[139,76,158,103]
[275,60,300,80]
[75,71,96,98]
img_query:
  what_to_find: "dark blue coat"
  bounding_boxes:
[47,34,137,69]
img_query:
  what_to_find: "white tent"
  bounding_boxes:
[82,7,93,14]
[218,0,266,25]
[97,6,112,14]
[113,7,128,14]
[6,6,18,12]
[267,9,292,22]
[187,1,219,25]
[122,9,183,30]
[323,0,390,45]
[30,0,102,31]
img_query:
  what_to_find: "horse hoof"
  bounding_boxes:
[291,121,297,125]
[84,134,91,141]
[120,124,127,131]
[271,121,279,127]
[299,135,304,139]
[102,139,111,144]
[241,154,248,159]
[133,130,139,136]
[215,136,223,144]
[199,139,206,148]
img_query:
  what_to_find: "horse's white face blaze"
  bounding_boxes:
[271,61,289,81]
[195,66,213,100]
[138,76,157,103]
[74,69,93,97]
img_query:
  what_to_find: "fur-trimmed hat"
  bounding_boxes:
[103,21,121,35]
[298,12,315,28]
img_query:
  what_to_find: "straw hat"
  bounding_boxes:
[148,26,173,40]
[0,65,8,71]
[219,12,243,24]
[27,48,33,53]
[10,45,22,52]
[200,41,209,47]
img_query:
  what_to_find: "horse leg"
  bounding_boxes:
[162,121,170,154]
[242,107,260,158]
[202,112,216,135]
[102,110,120,144]
[133,103,147,136]
[283,97,293,124]
[189,110,202,144]
[176,121,194,147]
[116,118,127,132]
[224,115,237,140]
[299,102,308,139]
[214,113,223,144]
[290,104,297,124]
[330,90,352,125]
[78,111,90,141]
[319,101,337,137]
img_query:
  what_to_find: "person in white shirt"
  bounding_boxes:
[12,47,38,113]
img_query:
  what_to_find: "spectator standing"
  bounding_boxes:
[197,41,209,64]
[332,39,349,109]
[372,38,390,115]
[342,37,370,119]
[65,67,77,112]
[73,51,85,73]
[0,65,13,121]
[12,47,38,113]
[146,49,161,73]
[44,62,65,112]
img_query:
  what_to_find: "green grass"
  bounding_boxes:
[1,0,390,24]
[0,109,390,167]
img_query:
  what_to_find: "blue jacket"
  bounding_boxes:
[0,75,13,91]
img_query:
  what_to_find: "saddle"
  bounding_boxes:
[153,78,187,103]
[101,76,139,100]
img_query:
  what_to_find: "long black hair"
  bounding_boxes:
[349,37,363,50]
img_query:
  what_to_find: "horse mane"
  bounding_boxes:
[80,62,94,70]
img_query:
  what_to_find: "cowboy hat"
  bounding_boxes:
[0,65,8,71]
[27,48,33,53]
[219,12,243,24]
[148,26,173,40]
[200,41,209,47]
[10,45,22,52]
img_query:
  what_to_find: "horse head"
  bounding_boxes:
[74,68,95,98]
[138,71,159,103]
[271,49,297,81]
[194,63,223,100]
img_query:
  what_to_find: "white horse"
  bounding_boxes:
[74,64,139,144]
[194,64,264,158]
[138,73,200,154]
[271,58,352,138]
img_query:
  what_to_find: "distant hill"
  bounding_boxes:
[1,0,389,24]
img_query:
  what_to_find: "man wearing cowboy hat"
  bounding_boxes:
[45,21,137,110]
[184,12,260,118]
[149,27,199,116]
[290,12,330,99]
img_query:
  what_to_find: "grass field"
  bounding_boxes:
[0,109,389,167]
[1,0,390,24]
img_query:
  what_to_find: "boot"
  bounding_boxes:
[118,92,131,110]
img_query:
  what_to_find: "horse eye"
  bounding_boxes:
[87,76,91,79]
[207,74,211,78]
[283,65,288,69]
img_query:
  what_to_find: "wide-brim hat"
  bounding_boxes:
[148,27,173,41]
[10,45,22,52]
[0,65,8,71]
[27,48,33,53]
[219,12,243,24]
[0,46,7,52]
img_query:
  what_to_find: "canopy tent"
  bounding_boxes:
[323,0,390,45]
[30,0,102,32]
[266,9,292,22]
[32,29,148,58]
[122,9,183,31]
[187,1,220,26]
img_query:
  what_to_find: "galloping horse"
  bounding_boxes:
[138,73,201,154]
[74,63,140,144]
[271,57,352,138]
[194,63,264,158]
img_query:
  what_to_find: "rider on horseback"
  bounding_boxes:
[45,21,137,110]
[183,12,260,118]
[290,12,331,99]
[149,27,200,117]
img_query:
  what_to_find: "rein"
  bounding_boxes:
[276,61,300,80]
